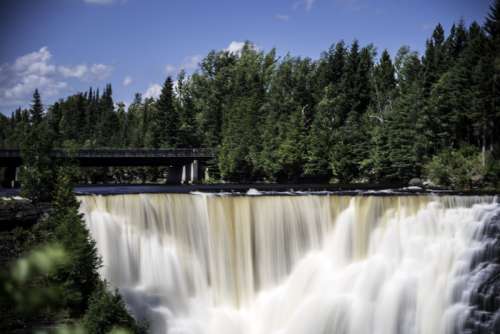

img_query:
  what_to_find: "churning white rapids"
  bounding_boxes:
[78,194,500,334]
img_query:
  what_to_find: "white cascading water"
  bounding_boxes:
[78,194,500,334]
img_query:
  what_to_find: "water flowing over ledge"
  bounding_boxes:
[78,194,500,334]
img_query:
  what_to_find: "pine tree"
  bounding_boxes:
[277,107,306,181]
[314,41,346,100]
[19,90,54,202]
[304,88,336,177]
[485,0,500,42]
[46,167,101,316]
[156,76,179,147]
[96,84,117,146]
[423,24,448,94]
[30,89,43,124]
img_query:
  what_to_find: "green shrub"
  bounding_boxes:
[82,283,146,334]
[45,167,102,316]
[424,146,487,189]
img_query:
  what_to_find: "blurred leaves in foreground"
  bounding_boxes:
[1,243,69,314]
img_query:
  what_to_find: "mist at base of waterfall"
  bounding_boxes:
[78,194,500,334]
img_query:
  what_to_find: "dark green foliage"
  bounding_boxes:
[30,89,44,124]
[153,77,179,148]
[46,167,101,316]
[304,89,336,178]
[19,91,55,203]
[0,242,70,331]
[424,146,487,189]
[176,70,200,148]
[0,166,146,332]
[82,283,147,334]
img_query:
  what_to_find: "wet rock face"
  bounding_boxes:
[0,198,38,228]
[0,198,51,230]
[463,212,500,334]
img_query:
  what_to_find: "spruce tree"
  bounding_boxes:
[485,0,500,42]
[156,76,179,147]
[19,90,54,202]
[30,89,43,124]
[46,167,101,315]
[304,89,336,178]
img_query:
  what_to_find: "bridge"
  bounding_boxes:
[0,148,215,187]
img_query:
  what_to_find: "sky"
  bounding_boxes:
[0,0,493,115]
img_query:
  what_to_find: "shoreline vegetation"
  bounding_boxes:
[0,1,499,333]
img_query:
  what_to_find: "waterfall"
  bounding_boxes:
[78,194,500,334]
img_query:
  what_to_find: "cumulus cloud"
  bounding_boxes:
[143,83,162,99]
[11,47,56,77]
[58,63,112,81]
[58,64,88,79]
[164,55,202,77]
[226,41,246,54]
[0,46,113,112]
[181,55,202,71]
[0,47,64,109]
[225,41,259,55]
[123,76,133,86]
[89,64,113,81]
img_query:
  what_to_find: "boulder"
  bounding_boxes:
[408,178,423,187]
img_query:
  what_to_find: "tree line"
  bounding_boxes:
[1,1,499,189]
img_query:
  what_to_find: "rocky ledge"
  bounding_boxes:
[0,198,50,230]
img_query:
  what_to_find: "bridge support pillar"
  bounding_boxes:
[2,166,17,188]
[181,165,187,184]
[166,165,183,184]
[190,160,199,184]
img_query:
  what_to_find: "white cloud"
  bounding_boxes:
[0,47,65,109]
[12,47,56,77]
[0,46,113,112]
[89,64,113,81]
[4,75,67,101]
[164,55,202,77]
[226,41,246,54]
[180,55,202,71]
[123,76,132,86]
[165,64,177,75]
[225,41,259,55]
[143,83,162,99]
[275,14,290,21]
[58,63,112,81]
[59,64,88,78]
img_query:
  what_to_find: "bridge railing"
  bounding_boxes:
[0,149,21,157]
[54,148,215,158]
[0,148,216,159]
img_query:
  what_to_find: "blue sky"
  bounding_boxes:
[0,0,492,114]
